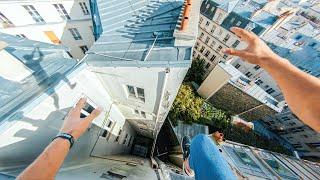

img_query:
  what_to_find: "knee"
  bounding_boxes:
[191,134,211,145]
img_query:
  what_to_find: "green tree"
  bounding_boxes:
[169,84,204,124]
[184,58,206,85]
[199,104,231,129]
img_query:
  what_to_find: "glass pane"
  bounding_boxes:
[127,85,135,97]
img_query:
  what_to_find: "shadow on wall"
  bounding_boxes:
[22,47,76,109]
[0,108,101,174]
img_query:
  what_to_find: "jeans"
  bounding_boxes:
[189,134,237,180]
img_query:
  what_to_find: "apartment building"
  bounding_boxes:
[0,0,201,178]
[193,0,295,78]
[0,0,94,59]
[197,62,283,121]
[230,12,320,159]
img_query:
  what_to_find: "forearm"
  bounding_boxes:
[261,57,320,131]
[17,138,70,180]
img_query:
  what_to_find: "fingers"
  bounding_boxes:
[74,97,87,113]
[224,48,254,60]
[84,107,102,123]
[230,27,255,42]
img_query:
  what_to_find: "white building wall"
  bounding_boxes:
[90,66,188,138]
[0,65,136,167]
[0,0,94,59]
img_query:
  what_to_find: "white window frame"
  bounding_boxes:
[75,96,98,118]
[23,5,45,23]
[53,4,70,20]
[69,28,82,40]
[125,85,146,102]
[79,2,90,15]
[79,45,88,54]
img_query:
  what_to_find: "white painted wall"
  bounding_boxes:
[90,66,188,138]
[0,65,135,168]
[0,0,94,59]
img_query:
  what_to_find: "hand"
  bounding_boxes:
[60,97,102,140]
[224,27,280,66]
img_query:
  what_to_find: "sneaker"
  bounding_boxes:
[181,136,194,177]
[181,136,191,161]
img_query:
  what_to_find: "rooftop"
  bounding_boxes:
[205,0,278,28]
[219,63,282,112]
[0,33,78,121]
[84,0,199,67]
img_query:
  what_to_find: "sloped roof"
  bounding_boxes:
[0,34,77,121]
[84,0,194,66]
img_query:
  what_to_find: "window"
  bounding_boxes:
[79,2,90,15]
[199,17,203,24]
[53,4,70,20]
[200,32,204,39]
[123,134,128,145]
[141,111,146,118]
[245,72,252,78]
[79,98,97,118]
[69,28,82,40]
[223,54,228,59]
[23,5,45,23]
[266,88,275,94]
[200,46,205,53]
[137,87,145,101]
[126,85,145,102]
[197,54,200,59]
[194,42,199,49]
[0,12,13,27]
[216,46,222,52]
[216,13,222,22]
[16,34,26,38]
[210,41,216,48]
[230,17,236,24]
[127,85,135,97]
[134,109,139,114]
[205,37,210,44]
[232,40,240,48]
[79,45,88,54]
[210,55,216,62]
[289,122,296,126]
[223,34,230,42]
[107,120,113,128]
[254,65,260,70]
[235,64,241,69]
[114,129,122,143]
[264,85,269,89]
[255,79,263,85]
[236,21,242,26]
[218,29,223,35]
[101,130,108,138]
[295,35,302,40]
[128,136,132,147]
[204,51,210,57]
[210,26,216,33]
[205,63,210,69]
[309,42,316,47]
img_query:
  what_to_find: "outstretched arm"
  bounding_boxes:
[17,98,101,180]
[224,27,320,132]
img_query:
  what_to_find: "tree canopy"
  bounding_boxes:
[184,58,206,85]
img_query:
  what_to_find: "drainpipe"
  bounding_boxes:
[150,68,170,156]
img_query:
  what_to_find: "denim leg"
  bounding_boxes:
[189,134,236,180]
